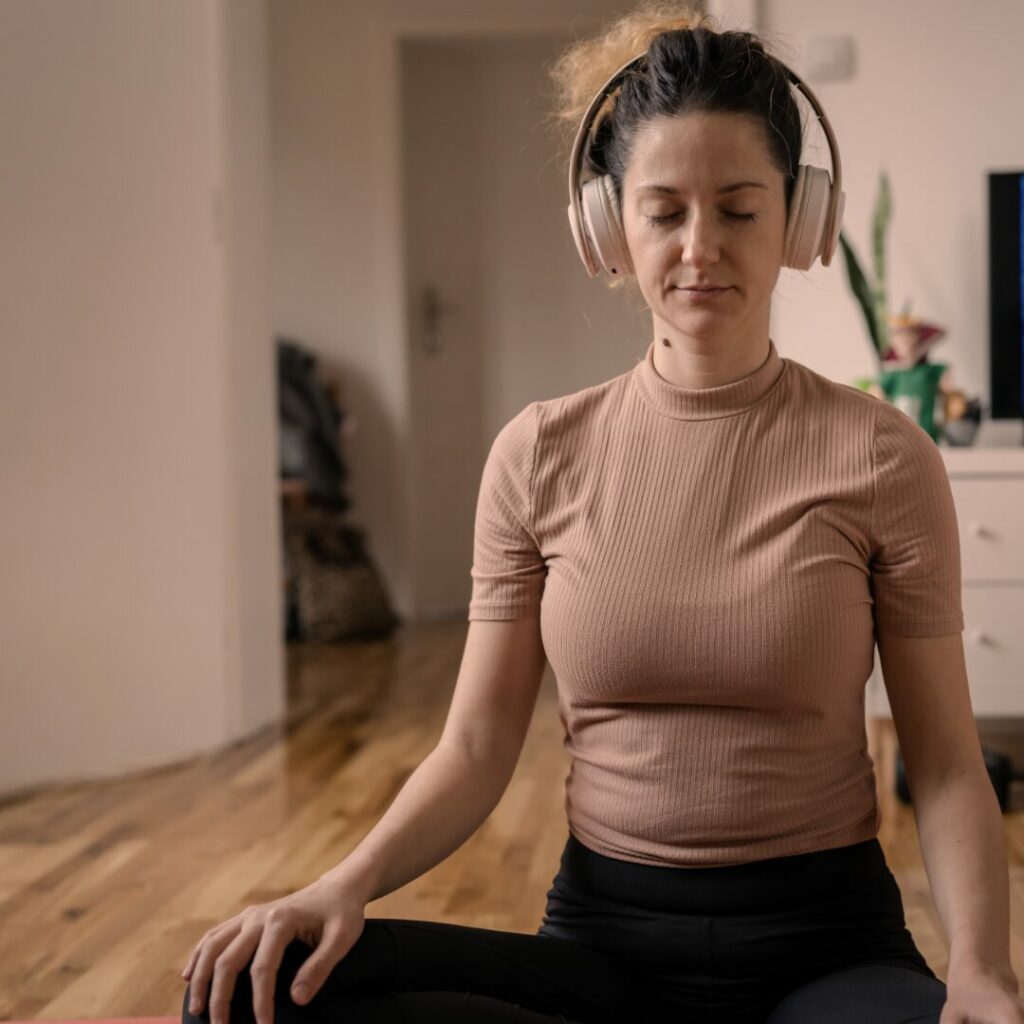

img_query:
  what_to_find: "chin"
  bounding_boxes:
[660,321,728,341]
[660,302,734,322]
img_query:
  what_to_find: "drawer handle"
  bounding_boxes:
[969,628,991,646]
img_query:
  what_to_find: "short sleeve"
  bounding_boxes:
[467,401,547,621]
[868,401,964,638]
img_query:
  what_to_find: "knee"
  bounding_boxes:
[179,939,312,1024]
[766,963,946,1024]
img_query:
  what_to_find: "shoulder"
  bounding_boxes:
[781,358,949,482]
[771,357,885,472]
[482,366,636,495]
[869,390,948,487]
[781,357,940,451]
[480,403,540,505]
[489,364,634,456]
[534,363,635,437]
[781,356,882,423]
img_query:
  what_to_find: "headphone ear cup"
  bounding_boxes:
[822,189,846,266]
[567,192,599,276]
[783,164,833,271]
[580,174,634,277]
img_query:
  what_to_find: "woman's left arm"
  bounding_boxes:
[877,629,1023,1022]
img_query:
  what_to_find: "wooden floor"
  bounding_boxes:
[1,619,1022,1018]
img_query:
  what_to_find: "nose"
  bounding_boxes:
[678,209,721,270]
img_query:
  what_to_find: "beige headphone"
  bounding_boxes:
[566,51,846,277]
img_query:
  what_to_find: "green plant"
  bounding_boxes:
[837,169,892,364]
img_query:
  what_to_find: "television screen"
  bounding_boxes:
[990,170,1024,420]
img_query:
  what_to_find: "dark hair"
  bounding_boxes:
[549,5,803,222]
[597,27,801,218]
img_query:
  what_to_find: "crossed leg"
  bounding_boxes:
[765,962,948,1024]
[181,917,677,1024]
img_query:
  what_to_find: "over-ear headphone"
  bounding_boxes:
[566,50,846,277]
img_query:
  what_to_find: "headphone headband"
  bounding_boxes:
[566,49,844,274]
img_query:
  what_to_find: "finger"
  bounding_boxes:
[188,923,243,1016]
[182,942,202,980]
[207,927,261,1024]
[288,919,353,1006]
[249,913,294,1024]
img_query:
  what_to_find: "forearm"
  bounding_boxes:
[318,741,515,903]
[913,771,1016,986]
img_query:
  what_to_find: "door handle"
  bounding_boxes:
[422,284,458,355]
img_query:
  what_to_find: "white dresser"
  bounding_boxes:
[866,447,1024,718]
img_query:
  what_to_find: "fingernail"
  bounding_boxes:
[293,985,309,1002]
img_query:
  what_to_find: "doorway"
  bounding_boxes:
[399,33,648,620]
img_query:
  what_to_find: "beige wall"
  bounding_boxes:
[760,0,1024,426]
[0,0,283,798]
[218,0,283,739]
[269,0,413,616]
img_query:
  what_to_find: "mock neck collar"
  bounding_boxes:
[633,338,787,421]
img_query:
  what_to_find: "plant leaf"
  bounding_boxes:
[872,169,892,354]
[838,230,882,358]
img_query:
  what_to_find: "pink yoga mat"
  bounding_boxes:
[6,1019,178,1024]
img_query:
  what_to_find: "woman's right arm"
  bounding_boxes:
[319,614,548,904]
[318,739,514,903]
[182,616,547,1024]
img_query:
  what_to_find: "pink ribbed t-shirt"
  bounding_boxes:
[467,337,964,868]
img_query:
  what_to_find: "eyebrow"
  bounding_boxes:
[635,180,768,195]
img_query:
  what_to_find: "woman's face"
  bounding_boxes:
[620,111,788,345]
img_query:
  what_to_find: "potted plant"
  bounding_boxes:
[837,169,951,442]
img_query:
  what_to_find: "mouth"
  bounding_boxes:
[674,285,733,300]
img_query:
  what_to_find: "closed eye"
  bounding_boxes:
[647,211,758,225]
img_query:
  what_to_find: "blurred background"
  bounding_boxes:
[1,0,1023,1014]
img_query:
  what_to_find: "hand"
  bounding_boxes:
[181,876,367,1024]
[940,962,1024,1024]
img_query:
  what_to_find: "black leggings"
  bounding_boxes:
[182,830,948,1023]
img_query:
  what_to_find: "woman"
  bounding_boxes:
[180,4,1020,1022]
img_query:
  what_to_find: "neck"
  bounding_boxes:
[650,309,772,390]
[633,334,785,421]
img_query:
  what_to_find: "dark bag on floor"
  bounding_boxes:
[283,506,398,643]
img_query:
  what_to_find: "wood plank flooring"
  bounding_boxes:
[1,620,1021,1017]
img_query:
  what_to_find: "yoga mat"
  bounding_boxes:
[5,1018,178,1024]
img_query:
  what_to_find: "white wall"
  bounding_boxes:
[218,0,283,737]
[269,0,413,613]
[0,0,283,798]
[760,0,1024,440]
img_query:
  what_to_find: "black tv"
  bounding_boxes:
[989,170,1024,422]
